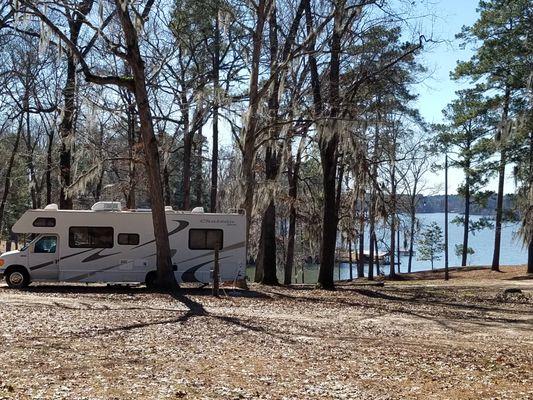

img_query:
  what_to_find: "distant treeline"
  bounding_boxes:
[416,194,516,216]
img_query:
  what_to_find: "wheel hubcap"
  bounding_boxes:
[10,272,23,285]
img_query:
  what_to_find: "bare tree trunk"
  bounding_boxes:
[241,137,255,243]
[390,215,396,277]
[491,86,511,271]
[241,0,270,244]
[93,124,105,202]
[45,128,54,205]
[255,4,280,285]
[284,145,301,285]
[163,164,171,206]
[347,238,352,280]
[59,55,75,210]
[0,118,22,234]
[444,153,449,280]
[462,169,471,267]
[317,2,343,290]
[491,153,505,271]
[115,0,175,289]
[255,199,278,284]
[317,142,339,289]
[374,232,380,276]
[58,1,93,209]
[389,161,396,278]
[397,227,401,273]
[182,97,192,210]
[285,200,297,285]
[368,125,379,281]
[126,93,136,209]
[210,9,220,213]
[357,215,365,278]
[255,142,279,284]
[407,180,417,273]
[256,0,305,285]
[194,127,204,206]
[23,93,39,209]
[94,169,104,202]
[368,227,374,280]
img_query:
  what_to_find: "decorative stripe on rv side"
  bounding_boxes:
[142,249,177,259]
[29,248,95,271]
[65,263,123,282]
[81,249,121,263]
[131,220,189,250]
[181,256,231,283]
[177,241,245,264]
[29,261,54,271]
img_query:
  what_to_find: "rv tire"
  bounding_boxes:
[145,271,157,289]
[5,266,30,289]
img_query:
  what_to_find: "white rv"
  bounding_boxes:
[0,202,246,288]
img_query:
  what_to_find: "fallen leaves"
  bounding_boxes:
[0,266,531,399]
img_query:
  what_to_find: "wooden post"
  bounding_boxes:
[213,245,220,297]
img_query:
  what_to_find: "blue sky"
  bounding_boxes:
[414,0,479,125]
[411,0,515,195]
[413,0,479,194]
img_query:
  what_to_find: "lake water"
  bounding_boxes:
[246,213,528,283]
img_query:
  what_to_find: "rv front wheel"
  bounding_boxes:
[145,271,157,289]
[5,267,30,289]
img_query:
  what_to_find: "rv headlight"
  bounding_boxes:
[0,259,4,267]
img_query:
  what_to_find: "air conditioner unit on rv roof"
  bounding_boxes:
[91,202,122,212]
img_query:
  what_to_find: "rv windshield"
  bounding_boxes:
[20,234,38,252]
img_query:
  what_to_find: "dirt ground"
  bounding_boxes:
[0,266,531,400]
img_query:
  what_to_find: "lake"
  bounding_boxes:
[246,213,528,283]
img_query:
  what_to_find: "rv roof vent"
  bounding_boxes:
[43,203,59,211]
[91,201,122,212]
[191,206,204,213]
[165,206,173,211]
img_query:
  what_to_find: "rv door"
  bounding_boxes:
[29,235,59,281]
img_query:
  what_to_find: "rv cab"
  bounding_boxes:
[0,234,60,287]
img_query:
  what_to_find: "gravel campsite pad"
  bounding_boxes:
[0,266,531,399]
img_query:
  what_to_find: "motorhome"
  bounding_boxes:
[0,202,246,288]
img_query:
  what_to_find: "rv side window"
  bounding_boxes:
[188,229,223,250]
[69,227,114,248]
[118,233,140,245]
[33,217,56,227]
[34,236,57,253]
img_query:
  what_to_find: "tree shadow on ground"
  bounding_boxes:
[506,275,533,280]
[262,286,530,332]
[59,286,277,340]
[20,283,149,295]
[16,283,268,299]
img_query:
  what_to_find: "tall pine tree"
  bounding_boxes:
[453,0,532,270]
